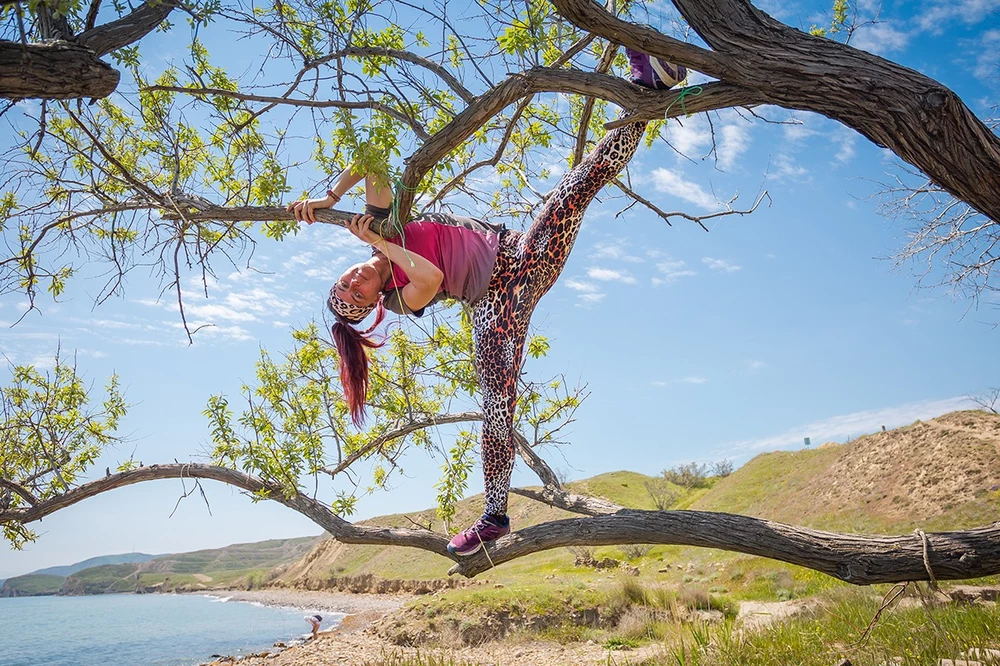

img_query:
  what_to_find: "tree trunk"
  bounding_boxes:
[551,0,1000,224]
[0,42,119,99]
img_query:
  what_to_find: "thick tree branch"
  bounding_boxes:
[447,509,1000,582]
[77,0,181,58]
[5,464,1000,585]
[155,75,760,230]
[551,0,1000,225]
[396,70,763,223]
[0,463,451,553]
[0,42,119,100]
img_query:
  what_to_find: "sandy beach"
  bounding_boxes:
[198,587,669,666]
[201,588,412,616]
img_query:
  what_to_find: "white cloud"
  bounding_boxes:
[184,302,258,323]
[720,396,976,454]
[565,278,600,293]
[717,124,752,171]
[770,154,809,181]
[746,359,767,370]
[663,117,712,157]
[651,168,719,210]
[587,267,637,284]
[702,257,742,273]
[850,22,910,55]
[916,0,1000,33]
[783,121,817,143]
[171,322,254,343]
[678,376,708,384]
[303,266,342,281]
[973,29,1000,81]
[565,278,606,305]
[652,258,697,285]
[590,242,643,263]
[284,251,316,269]
[833,130,857,164]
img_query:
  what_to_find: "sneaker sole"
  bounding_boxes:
[447,541,483,557]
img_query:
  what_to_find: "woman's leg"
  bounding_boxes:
[473,238,529,519]
[446,233,525,556]
[517,120,649,296]
[448,123,649,556]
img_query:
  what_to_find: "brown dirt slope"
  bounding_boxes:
[692,410,1000,532]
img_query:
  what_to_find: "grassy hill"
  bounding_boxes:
[61,563,143,595]
[0,574,65,597]
[1,536,321,597]
[272,410,1000,597]
[690,409,1000,532]
[33,552,158,578]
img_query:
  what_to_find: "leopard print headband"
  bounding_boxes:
[328,284,377,324]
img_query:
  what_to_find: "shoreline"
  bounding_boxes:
[194,588,412,616]
[197,588,412,665]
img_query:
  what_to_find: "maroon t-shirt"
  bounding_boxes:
[380,213,503,317]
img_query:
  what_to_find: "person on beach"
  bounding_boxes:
[287,49,687,558]
[305,614,323,640]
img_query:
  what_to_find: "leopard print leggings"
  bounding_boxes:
[472,120,649,517]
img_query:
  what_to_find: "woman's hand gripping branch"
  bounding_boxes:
[286,192,340,224]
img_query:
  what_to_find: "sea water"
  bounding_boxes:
[0,593,342,666]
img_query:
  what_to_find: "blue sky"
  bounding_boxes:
[1,0,999,579]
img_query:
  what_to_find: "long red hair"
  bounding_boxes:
[330,301,386,427]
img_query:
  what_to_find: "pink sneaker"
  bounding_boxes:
[446,515,510,557]
[626,48,687,89]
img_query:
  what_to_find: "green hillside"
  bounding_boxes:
[1,536,321,597]
[61,563,142,595]
[141,536,319,574]
[33,553,158,578]
[0,573,65,597]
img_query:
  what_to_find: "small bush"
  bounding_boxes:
[644,477,681,510]
[712,459,734,477]
[620,544,652,560]
[663,463,710,489]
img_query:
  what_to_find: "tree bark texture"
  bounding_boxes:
[550,0,1000,224]
[0,0,179,99]
[4,463,1000,584]
[0,42,119,99]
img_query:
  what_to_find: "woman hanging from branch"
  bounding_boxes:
[287,50,687,557]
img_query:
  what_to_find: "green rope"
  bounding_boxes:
[664,85,704,119]
[387,176,420,268]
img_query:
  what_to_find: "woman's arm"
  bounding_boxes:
[287,164,393,223]
[348,214,443,311]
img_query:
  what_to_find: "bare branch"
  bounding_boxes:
[614,180,771,231]
[142,86,432,142]
[511,485,621,516]
[322,411,483,478]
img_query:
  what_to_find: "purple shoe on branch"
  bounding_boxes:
[447,514,510,557]
[627,47,687,90]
